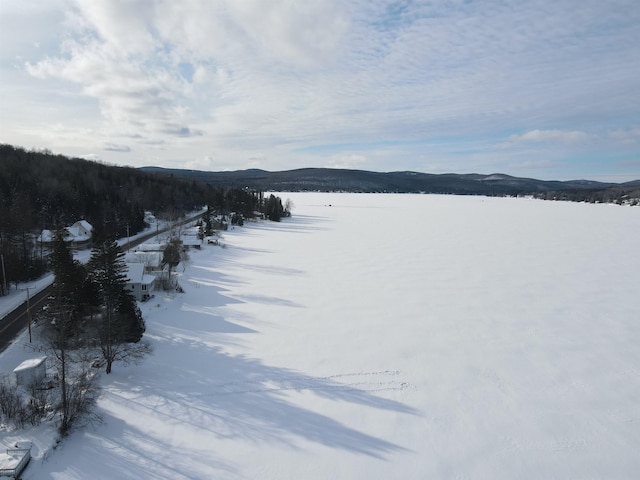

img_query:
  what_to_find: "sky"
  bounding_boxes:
[1,0,639,182]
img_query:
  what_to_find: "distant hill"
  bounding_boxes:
[140,166,639,203]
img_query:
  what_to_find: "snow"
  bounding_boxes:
[12,357,46,373]
[2,193,640,479]
[0,450,21,470]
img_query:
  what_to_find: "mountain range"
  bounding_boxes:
[141,167,640,199]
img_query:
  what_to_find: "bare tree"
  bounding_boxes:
[0,376,23,426]
[161,238,183,290]
[39,310,102,437]
[284,198,294,217]
[95,313,152,374]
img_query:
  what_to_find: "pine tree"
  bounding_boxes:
[48,229,87,321]
[88,239,146,373]
[264,194,284,221]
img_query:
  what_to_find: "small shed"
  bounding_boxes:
[13,357,47,387]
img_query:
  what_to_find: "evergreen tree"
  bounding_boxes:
[202,207,213,236]
[48,229,88,321]
[88,239,146,373]
[264,194,285,222]
[41,231,101,436]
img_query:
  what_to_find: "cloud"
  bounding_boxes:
[325,154,367,170]
[506,159,556,170]
[4,0,640,181]
[162,126,204,138]
[184,155,216,171]
[104,143,131,152]
[508,130,589,144]
[608,127,640,145]
[78,153,101,162]
[618,158,640,167]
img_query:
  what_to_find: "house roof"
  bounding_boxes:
[125,263,145,282]
[39,230,56,243]
[182,237,201,246]
[135,243,164,252]
[74,220,93,232]
[66,226,91,241]
[124,251,162,266]
[183,227,201,236]
[126,263,155,286]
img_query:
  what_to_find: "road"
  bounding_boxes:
[0,287,50,352]
[0,212,204,353]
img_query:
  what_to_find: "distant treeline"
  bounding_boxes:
[532,187,640,205]
[0,144,289,290]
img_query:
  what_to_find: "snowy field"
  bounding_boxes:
[2,193,640,479]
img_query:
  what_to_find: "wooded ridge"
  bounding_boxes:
[141,166,640,203]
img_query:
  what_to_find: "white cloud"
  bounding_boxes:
[325,154,368,170]
[104,143,131,152]
[509,130,589,144]
[77,153,101,162]
[2,0,639,181]
[74,1,157,56]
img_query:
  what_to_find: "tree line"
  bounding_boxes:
[1,232,149,437]
[532,186,640,205]
[0,144,291,293]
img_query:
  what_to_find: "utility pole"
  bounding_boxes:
[126,223,130,252]
[20,286,34,343]
[1,254,6,295]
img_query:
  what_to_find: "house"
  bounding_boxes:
[134,243,164,252]
[181,237,201,250]
[38,220,94,249]
[13,357,47,387]
[182,226,201,237]
[124,251,163,272]
[125,263,155,301]
[71,220,92,238]
[65,220,93,247]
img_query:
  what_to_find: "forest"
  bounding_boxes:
[0,144,289,293]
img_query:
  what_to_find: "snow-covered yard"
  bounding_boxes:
[1,193,639,479]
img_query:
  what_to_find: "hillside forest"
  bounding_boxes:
[0,144,290,293]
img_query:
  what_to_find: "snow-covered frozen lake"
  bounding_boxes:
[4,193,640,479]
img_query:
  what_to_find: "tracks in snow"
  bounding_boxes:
[197,370,413,396]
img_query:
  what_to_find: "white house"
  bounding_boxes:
[183,226,201,237]
[125,263,155,301]
[135,243,164,252]
[68,220,93,244]
[38,220,93,248]
[124,251,163,272]
[181,237,202,250]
